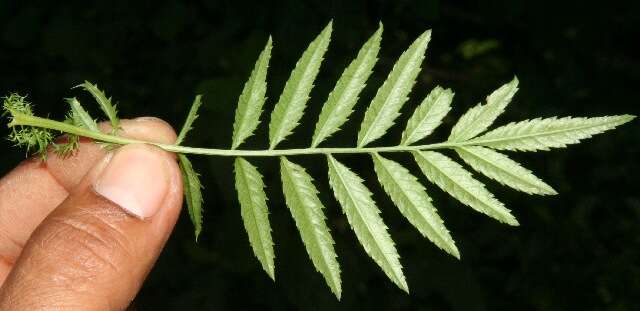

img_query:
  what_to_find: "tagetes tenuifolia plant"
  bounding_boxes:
[3,22,635,299]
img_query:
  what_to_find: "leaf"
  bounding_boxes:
[234,157,275,279]
[413,151,518,225]
[372,153,459,258]
[269,22,332,149]
[467,115,636,151]
[326,155,407,292]
[176,95,203,145]
[357,29,432,147]
[448,77,519,142]
[66,97,99,131]
[232,38,273,149]
[178,154,204,240]
[401,86,453,145]
[456,146,556,195]
[280,157,341,298]
[311,24,383,147]
[76,81,119,131]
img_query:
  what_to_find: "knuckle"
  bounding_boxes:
[35,208,133,284]
[127,117,178,144]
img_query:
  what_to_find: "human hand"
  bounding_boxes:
[0,117,184,310]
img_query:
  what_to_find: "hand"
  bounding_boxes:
[0,117,184,310]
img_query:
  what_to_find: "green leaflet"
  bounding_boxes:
[413,151,518,226]
[280,157,341,298]
[235,157,275,279]
[326,155,407,292]
[448,77,519,142]
[401,86,453,145]
[177,96,206,240]
[232,38,273,149]
[76,81,119,131]
[66,97,99,131]
[455,146,557,195]
[357,29,431,147]
[372,153,459,258]
[269,22,332,149]
[311,24,383,147]
[176,95,203,145]
[178,154,204,240]
[468,115,636,151]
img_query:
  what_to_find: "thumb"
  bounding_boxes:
[0,144,183,310]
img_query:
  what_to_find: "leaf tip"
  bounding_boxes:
[449,245,461,260]
[511,75,519,86]
[267,267,275,281]
[323,20,333,34]
[376,21,384,34]
[194,228,202,242]
[400,280,410,294]
[421,29,432,41]
[621,114,636,123]
[544,186,559,196]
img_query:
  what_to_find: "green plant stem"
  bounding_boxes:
[9,112,472,157]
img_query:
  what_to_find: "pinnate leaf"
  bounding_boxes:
[178,154,204,240]
[311,24,382,147]
[468,115,636,151]
[413,151,518,225]
[269,22,332,149]
[372,153,459,258]
[456,146,556,195]
[235,157,275,279]
[326,155,407,292]
[449,77,518,142]
[232,38,273,149]
[401,86,453,145]
[280,157,341,298]
[357,29,432,147]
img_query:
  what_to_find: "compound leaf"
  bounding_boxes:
[413,151,518,226]
[326,155,407,292]
[357,29,432,147]
[449,77,518,142]
[372,153,459,258]
[269,22,332,149]
[456,146,556,195]
[232,38,273,149]
[311,24,382,147]
[468,115,636,151]
[401,86,453,145]
[280,157,341,298]
[235,157,275,280]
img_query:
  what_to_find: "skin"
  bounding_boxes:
[0,117,183,310]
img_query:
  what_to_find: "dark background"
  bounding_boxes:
[1,1,639,310]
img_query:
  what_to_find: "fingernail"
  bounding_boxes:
[93,144,170,219]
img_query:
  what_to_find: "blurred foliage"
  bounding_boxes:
[1,0,638,310]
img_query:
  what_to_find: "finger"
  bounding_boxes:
[0,117,177,284]
[0,160,68,283]
[48,117,178,190]
[0,143,183,310]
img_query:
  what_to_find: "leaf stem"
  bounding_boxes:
[9,113,470,157]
